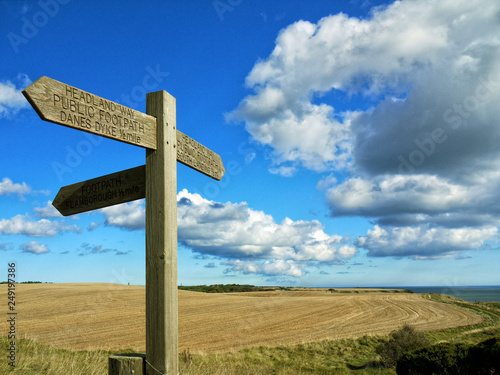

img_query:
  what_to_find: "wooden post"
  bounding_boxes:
[145,91,178,374]
[109,354,146,375]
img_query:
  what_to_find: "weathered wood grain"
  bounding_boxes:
[145,90,178,375]
[109,354,145,375]
[176,130,225,181]
[23,76,157,149]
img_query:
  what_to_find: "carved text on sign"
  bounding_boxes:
[54,86,145,145]
[52,165,146,216]
[176,131,225,181]
[23,76,156,149]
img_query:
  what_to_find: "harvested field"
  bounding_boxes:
[1,283,483,353]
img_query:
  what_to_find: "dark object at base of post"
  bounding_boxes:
[109,353,146,375]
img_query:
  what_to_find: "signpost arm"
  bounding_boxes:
[145,90,178,374]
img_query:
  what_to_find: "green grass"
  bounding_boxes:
[1,335,394,375]
[2,295,498,374]
[0,336,109,374]
[422,294,500,345]
[179,337,395,374]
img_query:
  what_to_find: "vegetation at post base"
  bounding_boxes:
[375,324,431,368]
[0,336,110,375]
[396,338,500,375]
[178,284,282,293]
[1,334,395,375]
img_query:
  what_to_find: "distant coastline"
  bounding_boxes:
[395,286,500,303]
[319,285,500,303]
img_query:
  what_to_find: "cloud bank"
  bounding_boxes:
[101,190,357,277]
[0,214,81,237]
[229,0,500,260]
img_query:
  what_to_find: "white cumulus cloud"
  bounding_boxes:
[34,201,63,218]
[222,259,307,277]
[0,214,81,237]
[20,241,50,255]
[0,177,31,199]
[356,225,498,258]
[228,0,500,175]
[100,190,357,277]
[0,74,31,118]
[326,174,472,217]
[228,0,500,261]
[101,200,145,230]
[177,189,356,267]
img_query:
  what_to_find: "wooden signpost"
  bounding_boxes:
[23,76,225,375]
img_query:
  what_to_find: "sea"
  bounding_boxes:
[395,286,500,303]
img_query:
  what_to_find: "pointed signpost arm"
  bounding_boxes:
[52,165,146,216]
[22,76,157,150]
[176,130,225,181]
[145,90,178,375]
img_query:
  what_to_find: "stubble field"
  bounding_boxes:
[1,283,483,354]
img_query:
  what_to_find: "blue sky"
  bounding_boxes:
[1,0,500,287]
